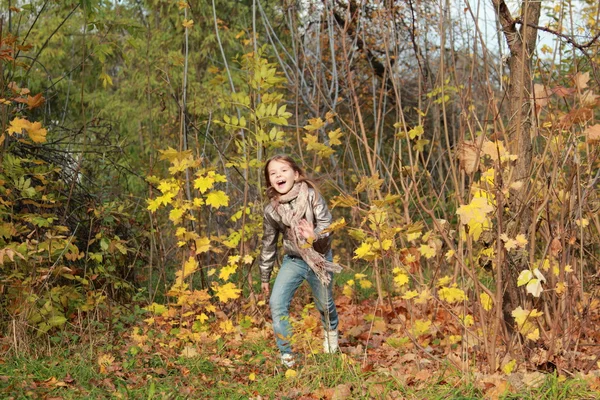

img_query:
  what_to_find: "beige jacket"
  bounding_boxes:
[259,188,333,282]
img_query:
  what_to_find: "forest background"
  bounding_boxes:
[1,0,600,398]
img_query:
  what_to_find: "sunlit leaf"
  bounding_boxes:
[206,191,229,208]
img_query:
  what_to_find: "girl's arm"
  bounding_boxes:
[311,192,333,253]
[259,210,280,283]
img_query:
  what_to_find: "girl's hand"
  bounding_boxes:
[261,282,270,298]
[297,219,316,242]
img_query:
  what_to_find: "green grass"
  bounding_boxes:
[1,348,598,399]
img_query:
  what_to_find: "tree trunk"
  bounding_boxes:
[491,0,541,330]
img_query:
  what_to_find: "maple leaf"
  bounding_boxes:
[456,140,479,174]
[342,285,354,297]
[586,124,600,144]
[176,256,198,281]
[147,198,161,212]
[27,122,48,143]
[194,175,216,193]
[353,242,374,260]
[219,264,237,281]
[438,286,468,303]
[177,0,189,9]
[194,237,211,254]
[401,290,418,299]
[26,93,45,109]
[182,19,194,28]
[328,128,343,145]
[304,117,324,132]
[462,315,474,326]
[206,190,229,208]
[436,275,452,287]
[412,319,431,336]
[533,84,551,107]
[393,272,409,287]
[503,359,516,375]
[480,292,493,311]
[243,255,253,264]
[169,207,185,224]
[419,244,436,259]
[6,117,30,136]
[358,279,372,289]
[214,282,241,302]
[408,125,424,139]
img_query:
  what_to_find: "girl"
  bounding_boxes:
[259,154,342,368]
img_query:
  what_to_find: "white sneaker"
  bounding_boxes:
[323,329,339,353]
[281,353,295,368]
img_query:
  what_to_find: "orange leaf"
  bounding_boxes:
[26,93,45,109]
[586,124,600,144]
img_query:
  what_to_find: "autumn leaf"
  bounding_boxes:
[182,19,194,28]
[328,128,343,145]
[408,125,424,139]
[419,244,436,259]
[98,354,115,375]
[574,71,589,90]
[27,121,47,143]
[169,207,185,224]
[585,124,600,144]
[353,242,374,260]
[206,190,229,208]
[480,292,493,311]
[180,345,199,358]
[438,286,468,304]
[194,237,211,254]
[26,93,45,109]
[219,264,237,281]
[456,140,480,173]
[214,282,241,302]
[285,369,297,378]
[6,117,30,136]
[304,117,324,132]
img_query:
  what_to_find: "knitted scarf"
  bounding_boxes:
[273,182,342,285]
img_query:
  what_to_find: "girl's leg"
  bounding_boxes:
[306,270,338,332]
[269,256,308,355]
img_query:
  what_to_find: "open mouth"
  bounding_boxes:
[276,180,286,187]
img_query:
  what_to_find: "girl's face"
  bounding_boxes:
[267,160,299,195]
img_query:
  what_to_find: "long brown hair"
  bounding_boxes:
[264,154,318,200]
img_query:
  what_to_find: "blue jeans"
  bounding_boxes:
[269,254,338,355]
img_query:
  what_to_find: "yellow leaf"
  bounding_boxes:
[412,319,431,336]
[353,242,374,260]
[401,290,418,300]
[206,190,229,208]
[328,128,343,145]
[408,125,424,139]
[515,234,528,247]
[182,19,194,28]
[461,315,474,327]
[285,369,297,378]
[144,302,168,315]
[394,273,409,287]
[555,282,566,295]
[147,198,161,212]
[436,275,452,287]
[197,313,209,323]
[194,237,211,254]
[177,0,189,9]
[177,256,198,280]
[219,319,235,334]
[169,207,185,224]
[354,273,367,279]
[503,359,516,375]
[358,279,372,289]
[342,285,354,297]
[194,175,215,193]
[6,117,29,136]
[438,286,468,304]
[219,264,237,281]
[575,218,589,228]
[243,255,253,264]
[480,292,493,311]
[517,270,533,287]
[248,373,256,381]
[445,249,455,261]
[214,282,241,303]
[304,117,324,132]
[25,120,46,143]
[564,264,573,273]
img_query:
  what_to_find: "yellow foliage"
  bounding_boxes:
[503,359,517,375]
[219,264,237,281]
[97,353,115,375]
[438,285,468,304]
[358,279,372,289]
[436,275,452,287]
[219,319,235,334]
[342,285,354,297]
[353,242,374,260]
[206,190,229,208]
[456,196,494,241]
[412,319,431,336]
[175,256,198,281]
[512,306,543,341]
[401,290,418,300]
[214,282,241,303]
[285,369,297,378]
[194,237,211,254]
[480,292,493,311]
[394,272,409,288]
